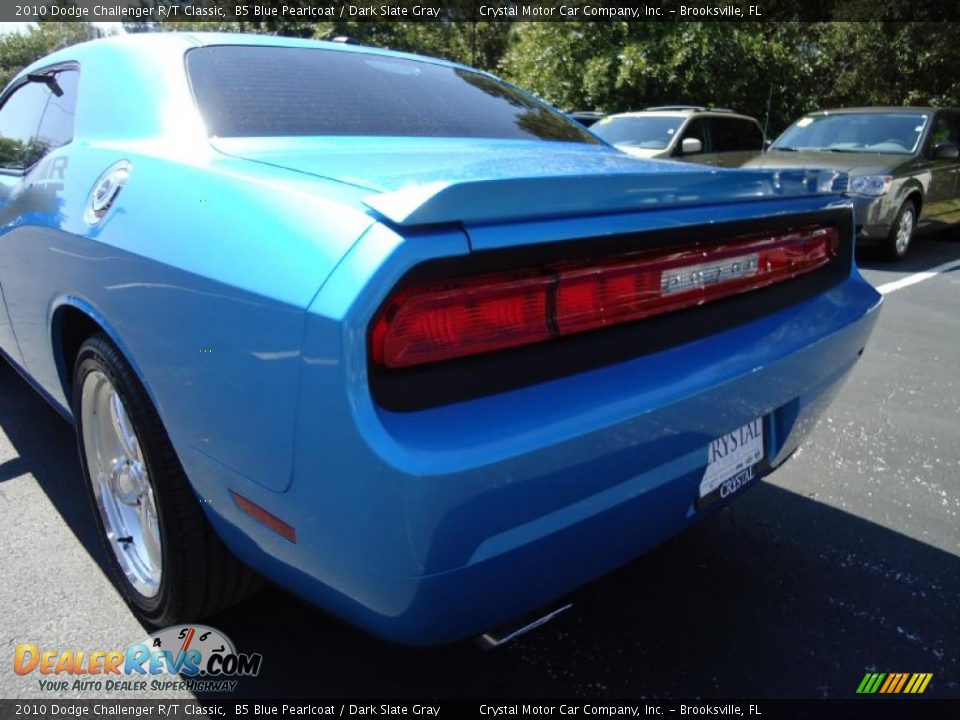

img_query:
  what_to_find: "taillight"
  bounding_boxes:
[371,271,553,368]
[372,225,839,369]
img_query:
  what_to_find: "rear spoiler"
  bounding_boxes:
[363,168,849,228]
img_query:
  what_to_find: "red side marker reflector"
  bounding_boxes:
[372,225,839,369]
[230,491,297,543]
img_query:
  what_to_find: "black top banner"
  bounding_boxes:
[4,0,960,24]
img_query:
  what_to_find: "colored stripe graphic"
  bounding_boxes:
[858,672,932,694]
[892,673,909,693]
[881,674,895,693]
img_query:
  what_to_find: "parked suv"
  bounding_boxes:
[744,107,960,259]
[591,106,766,167]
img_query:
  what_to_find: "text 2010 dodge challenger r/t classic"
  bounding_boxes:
[0,34,880,644]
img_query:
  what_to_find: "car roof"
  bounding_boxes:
[804,106,958,115]
[10,32,495,146]
[11,32,500,144]
[605,109,758,123]
[17,31,470,81]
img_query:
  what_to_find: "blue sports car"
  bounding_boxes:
[0,33,881,645]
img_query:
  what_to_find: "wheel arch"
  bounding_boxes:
[900,183,923,216]
[49,297,160,422]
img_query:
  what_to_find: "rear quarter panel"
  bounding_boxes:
[0,137,373,491]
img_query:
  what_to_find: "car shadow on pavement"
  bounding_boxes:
[857,226,960,273]
[201,480,959,699]
[0,361,112,577]
[2,352,957,700]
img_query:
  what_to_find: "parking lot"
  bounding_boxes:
[1,233,957,700]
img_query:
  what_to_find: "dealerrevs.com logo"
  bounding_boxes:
[13,625,261,693]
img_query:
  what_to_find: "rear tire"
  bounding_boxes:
[73,334,260,626]
[882,199,917,261]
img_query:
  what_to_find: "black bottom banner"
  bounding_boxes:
[1,699,956,720]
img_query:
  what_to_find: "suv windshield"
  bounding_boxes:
[186,46,598,144]
[773,112,929,155]
[591,116,684,149]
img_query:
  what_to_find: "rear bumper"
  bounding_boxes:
[186,205,882,645]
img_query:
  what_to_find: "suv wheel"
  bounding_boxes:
[883,200,917,260]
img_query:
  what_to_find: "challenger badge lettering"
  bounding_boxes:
[661,253,760,294]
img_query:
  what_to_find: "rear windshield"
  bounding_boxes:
[186,45,598,144]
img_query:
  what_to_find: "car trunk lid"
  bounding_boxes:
[213,136,848,227]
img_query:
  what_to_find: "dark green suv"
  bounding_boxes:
[744,107,960,259]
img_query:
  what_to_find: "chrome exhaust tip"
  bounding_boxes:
[475,603,573,649]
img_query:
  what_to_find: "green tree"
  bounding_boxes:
[501,20,958,136]
[812,22,960,108]
[0,22,102,88]
[7,13,958,145]
[501,22,820,133]
[125,1,509,70]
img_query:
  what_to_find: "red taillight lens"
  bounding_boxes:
[371,271,553,368]
[372,225,838,369]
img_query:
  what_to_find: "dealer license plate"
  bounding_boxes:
[697,418,764,510]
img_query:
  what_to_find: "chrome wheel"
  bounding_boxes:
[81,370,162,597]
[895,206,914,255]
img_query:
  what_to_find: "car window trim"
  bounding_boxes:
[911,111,942,158]
[34,67,80,154]
[0,60,79,176]
[698,118,712,154]
[0,77,35,178]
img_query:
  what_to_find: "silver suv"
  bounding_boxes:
[591,106,765,168]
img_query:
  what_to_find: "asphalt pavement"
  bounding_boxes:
[1,231,957,701]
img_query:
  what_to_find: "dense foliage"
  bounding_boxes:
[3,17,958,136]
[501,22,960,134]
[0,22,100,88]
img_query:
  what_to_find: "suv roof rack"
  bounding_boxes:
[644,105,739,114]
[645,105,708,112]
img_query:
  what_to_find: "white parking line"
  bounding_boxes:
[874,258,960,295]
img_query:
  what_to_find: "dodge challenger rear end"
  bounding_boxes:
[0,34,881,645]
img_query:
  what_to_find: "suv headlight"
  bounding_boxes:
[849,175,893,196]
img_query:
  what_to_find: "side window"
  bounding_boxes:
[678,118,708,153]
[712,118,744,153]
[740,121,765,151]
[0,81,49,171]
[927,113,953,151]
[0,69,78,172]
[947,112,960,146]
[34,69,79,158]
